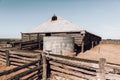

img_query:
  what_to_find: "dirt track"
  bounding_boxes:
[77,44,120,64]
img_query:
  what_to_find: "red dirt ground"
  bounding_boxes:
[77,44,120,64]
[0,44,120,80]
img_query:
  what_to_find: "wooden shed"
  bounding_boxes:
[21,15,101,53]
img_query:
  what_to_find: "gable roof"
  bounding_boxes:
[23,15,84,33]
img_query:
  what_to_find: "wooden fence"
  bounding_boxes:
[20,40,39,50]
[0,60,43,80]
[0,49,38,66]
[0,50,43,80]
[46,54,120,80]
[0,50,120,80]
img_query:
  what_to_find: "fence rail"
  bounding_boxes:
[0,50,120,80]
[20,40,39,50]
[0,50,43,80]
[46,53,120,80]
[0,49,38,66]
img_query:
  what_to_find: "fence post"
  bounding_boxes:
[42,53,47,80]
[5,50,10,66]
[92,41,94,48]
[37,53,42,66]
[81,41,84,53]
[97,58,106,80]
[20,42,22,49]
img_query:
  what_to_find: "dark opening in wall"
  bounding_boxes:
[45,33,51,36]
[51,15,57,21]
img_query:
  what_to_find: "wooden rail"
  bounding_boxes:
[0,50,38,66]
[0,50,120,80]
[0,53,43,80]
[8,66,43,80]
[46,54,97,80]
[0,60,39,76]
[46,53,120,80]
[20,40,39,50]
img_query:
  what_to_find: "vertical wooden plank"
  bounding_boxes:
[28,34,31,41]
[92,41,94,48]
[98,58,106,80]
[20,32,23,49]
[95,41,98,46]
[37,33,40,49]
[5,50,10,66]
[21,32,23,41]
[37,53,42,80]
[81,41,84,53]
[20,42,22,50]
[37,53,42,66]
[37,33,39,41]
[42,53,47,80]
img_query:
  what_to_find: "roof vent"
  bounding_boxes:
[51,15,57,21]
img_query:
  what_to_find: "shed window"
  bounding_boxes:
[45,33,51,36]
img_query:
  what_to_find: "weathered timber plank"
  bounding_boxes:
[23,71,42,80]
[10,53,37,59]
[8,66,42,80]
[21,69,42,80]
[0,58,6,62]
[42,53,47,80]
[10,56,37,62]
[0,49,6,53]
[0,60,39,76]
[47,55,98,71]
[47,53,98,63]
[51,71,86,80]
[49,61,96,76]
[50,65,96,80]
[106,64,120,70]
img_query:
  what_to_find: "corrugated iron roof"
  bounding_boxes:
[23,15,84,33]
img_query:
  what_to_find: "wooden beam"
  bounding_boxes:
[0,60,39,76]
[37,33,41,49]
[5,50,10,66]
[28,34,31,41]
[49,61,96,75]
[21,32,23,41]
[50,65,96,80]
[46,55,98,71]
[51,71,85,80]
[81,41,84,53]
[37,54,42,67]
[37,33,39,41]
[8,66,42,80]
[97,58,106,80]
[42,53,47,80]
[92,41,94,48]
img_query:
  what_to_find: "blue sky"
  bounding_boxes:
[0,0,120,39]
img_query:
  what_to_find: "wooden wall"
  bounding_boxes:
[51,32,84,45]
[22,32,101,46]
[22,32,84,45]
[22,34,45,42]
[22,31,101,53]
[83,32,101,51]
